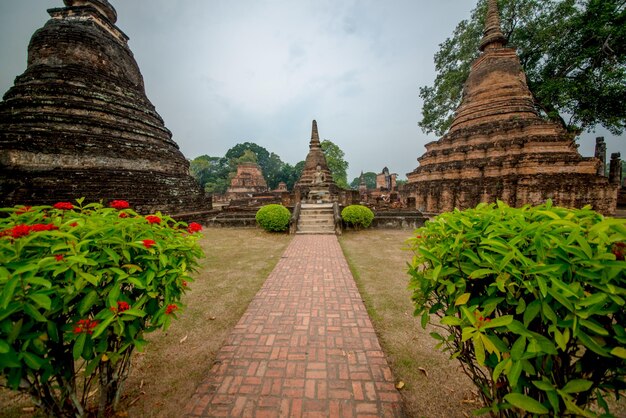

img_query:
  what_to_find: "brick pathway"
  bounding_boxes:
[185,235,404,417]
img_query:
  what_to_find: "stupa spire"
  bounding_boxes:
[310,119,321,148]
[64,0,117,23]
[479,0,507,51]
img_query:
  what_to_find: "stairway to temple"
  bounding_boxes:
[296,203,336,234]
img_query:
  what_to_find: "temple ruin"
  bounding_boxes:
[406,0,618,215]
[225,162,268,199]
[0,0,211,217]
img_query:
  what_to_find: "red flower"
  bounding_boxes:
[165,304,178,315]
[146,215,161,224]
[11,225,31,238]
[70,222,79,227]
[117,301,130,312]
[53,202,73,210]
[182,280,188,287]
[73,319,99,334]
[118,212,128,218]
[55,254,64,261]
[142,239,156,249]
[31,223,59,232]
[110,200,130,210]
[187,222,203,234]
[16,206,32,215]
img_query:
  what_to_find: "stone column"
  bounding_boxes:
[594,137,606,176]
[609,153,622,185]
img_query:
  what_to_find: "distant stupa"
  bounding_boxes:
[406,0,618,214]
[0,0,211,216]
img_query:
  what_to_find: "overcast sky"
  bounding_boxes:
[1,1,623,181]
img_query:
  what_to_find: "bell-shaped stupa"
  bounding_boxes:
[406,0,618,214]
[0,0,211,216]
[294,120,340,202]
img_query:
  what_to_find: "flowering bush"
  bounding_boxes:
[0,199,204,416]
[408,201,626,417]
[255,204,291,232]
[341,205,374,230]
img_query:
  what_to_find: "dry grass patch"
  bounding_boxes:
[0,228,291,418]
[340,229,477,418]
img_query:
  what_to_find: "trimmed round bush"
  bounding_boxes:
[408,201,626,417]
[341,205,374,229]
[255,204,290,232]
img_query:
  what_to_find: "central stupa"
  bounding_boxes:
[0,0,211,216]
[294,120,340,203]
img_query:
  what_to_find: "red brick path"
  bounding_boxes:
[185,235,404,417]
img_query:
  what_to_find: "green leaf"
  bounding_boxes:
[473,335,485,366]
[0,340,10,354]
[577,330,610,357]
[508,360,523,388]
[25,277,52,288]
[91,315,115,339]
[23,303,47,322]
[481,315,513,329]
[441,315,463,326]
[28,294,52,310]
[576,292,607,308]
[511,336,526,361]
[455,293,471,306]
[532,380,555,392]
[469,269,495,279]
[523,300,541,326]
[22,352,46,370]
[504,393,549,414]
[120,308,146,318]
[73,333,86,360]
[580,318,609,336]
[78,290,99,315]
[561,379,592,394]
[1,276,19,309]
[492,358,510,382]
[610,347,626,359]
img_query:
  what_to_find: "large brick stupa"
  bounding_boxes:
[0,0,211,216]
[406,0,618,215]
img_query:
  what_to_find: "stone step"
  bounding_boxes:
[300,209,334,216]
[295,230,336,235]
[301,203,334,209]
[298,217,334,224]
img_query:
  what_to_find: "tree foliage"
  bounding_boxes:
[189,143,304,194]
[320,140,349,189]
[349,172,377,190]
[419,0,626,136]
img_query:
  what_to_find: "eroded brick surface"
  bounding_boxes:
[185,235,403,417]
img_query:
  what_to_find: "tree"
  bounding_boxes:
[349,172,377,190]
[189,155,230,194]
[419,0,626,137]
[320,140,349,188]
[275,161,305,191]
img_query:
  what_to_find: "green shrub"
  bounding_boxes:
[0,199,204,416]
[407,201,626,417]
[255,204,290,232]
[341,205,374,230]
